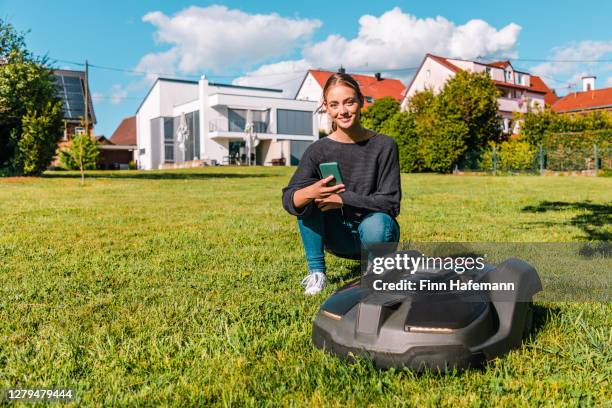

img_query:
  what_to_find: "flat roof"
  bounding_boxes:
[137,77,284,113]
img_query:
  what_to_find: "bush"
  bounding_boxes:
[13,102,63,175]
[480,140,537,172]
[520,110,612,146]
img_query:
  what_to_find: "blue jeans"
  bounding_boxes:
[297,207,400,274]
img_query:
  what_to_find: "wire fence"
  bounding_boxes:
[455,144,611,176]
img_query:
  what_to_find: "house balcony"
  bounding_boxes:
[207,118,314,141]
[498,97,528,114]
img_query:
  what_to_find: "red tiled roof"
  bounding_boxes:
[530,75,558,105]
[427,53,460,73]
[95,135,113,145]
[308,70,406,108]
[426,54,548,95]
[488,60,511,68]
[552,87,612,113]
[493,80,547,94]
[110,116,136,146]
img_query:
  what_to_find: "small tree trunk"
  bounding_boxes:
[80,138,84,186]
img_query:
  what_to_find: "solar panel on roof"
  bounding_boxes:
[53,73,90,121]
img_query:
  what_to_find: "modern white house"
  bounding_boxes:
[295,69,406,134]
[136,76,318,170]
[400,54,557,134]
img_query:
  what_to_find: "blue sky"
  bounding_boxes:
[2,0,612,137]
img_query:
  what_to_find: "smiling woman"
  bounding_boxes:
[281,72,402,295]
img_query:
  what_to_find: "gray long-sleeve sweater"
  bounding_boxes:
[281,133,401,219]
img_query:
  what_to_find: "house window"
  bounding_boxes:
[183,110,200,161]
[365,96,374,103]
[75,127,86,135]
[277,109,313,136]
[228,108,247,132]
[228,108,268,133]
[516,73,523,85]
[485,67,492,77]
[139,148,145,155]
[505,70,512,82]
[164,117,174,162]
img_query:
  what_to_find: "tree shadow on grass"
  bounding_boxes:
[41,171,274,180]
[521,200,611,241]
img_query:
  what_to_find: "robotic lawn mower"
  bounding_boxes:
[312,250,542,371]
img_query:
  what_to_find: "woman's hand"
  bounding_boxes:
[315,193,344,212]
[293,176,345,210]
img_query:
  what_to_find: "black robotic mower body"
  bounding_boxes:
[312,255,542,371]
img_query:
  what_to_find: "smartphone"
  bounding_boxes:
[319,162,344,186]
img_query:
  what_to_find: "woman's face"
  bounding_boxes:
[325,84,361,130]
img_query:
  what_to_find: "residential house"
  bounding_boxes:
[96,116,137,170]
[400,54,557,134]
[53,69,96,139]
[136,76,318,170]
[51,69,97,167]
[552,76,612,114]
[295,69,406,134]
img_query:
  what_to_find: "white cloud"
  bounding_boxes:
[531,41,612,78]
[235,7,521,95]
[232,59,311,97]
[90,85,130,105]
[136,5,321,75]
[301,9,520,71]
[109,84,128,105]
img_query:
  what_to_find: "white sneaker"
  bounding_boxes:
[301,272,326,295]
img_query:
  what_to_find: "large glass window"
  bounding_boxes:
[228,109,246,132]
[164,117,174,162]
[277,109,313,136]
[228,109,269,133]
[184,110,200,161]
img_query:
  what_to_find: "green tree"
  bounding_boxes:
[361,96,400,133]
[380,111,421,172]
[0,18,62,175]
[436,70,501,149]
[58,132,99,176]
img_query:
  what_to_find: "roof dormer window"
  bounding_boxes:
[516,73,523,86]
[505,70,513,82]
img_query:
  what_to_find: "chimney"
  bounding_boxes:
[582,75,596,92]
[338,66,346,74]
[374,72,382,81]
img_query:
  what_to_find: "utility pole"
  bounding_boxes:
[84,60,89,134]
[80,59,89,185]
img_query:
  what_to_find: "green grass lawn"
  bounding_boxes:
[0,167,610,406]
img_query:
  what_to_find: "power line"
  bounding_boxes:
[511,58,612,63]
[49,56,420,79]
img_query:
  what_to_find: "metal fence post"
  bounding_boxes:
[539,146,544,176]
[493,146,497,176]
[594,144,598,176]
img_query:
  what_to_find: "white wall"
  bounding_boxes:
[135,83,160,170]
[136,79,199,170]
[295,72,329,133]
[401,57,455,110]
